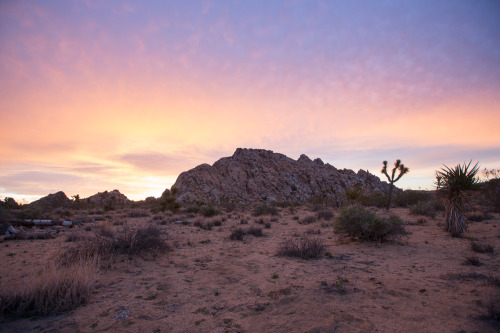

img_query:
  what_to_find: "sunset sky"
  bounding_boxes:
[1,0,499,203]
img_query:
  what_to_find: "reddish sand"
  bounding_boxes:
[1,206,499,332]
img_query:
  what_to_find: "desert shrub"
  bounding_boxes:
[111,225,170,255]
[264,222,271,229]
[184,205,200,214]
[97,220,114,237]
[463,256,482,266]
[254,218,265,224]
[0,260,96,317]
[357,192,387,208]
[252,204,278,216]
[0,197,19,210]
[317,209,334,221]
[334,204,407,242]
[212,219,222,226]
[229,228,245,241]
[128,209,150,218]
[240,218,248,224]
[484,299,500,323]
[299,215,317,225]
[246,226,263,237]
[466,210,491,222]
[60,225,169,264]
[277,237,325,259]
[65,231,84,242]
[409,201,438,218]
[0,208,15,223]
[157,188,180,213]
[200,205,220,217]
[393,190,432,207]
[193,220,213,230]
[471,242,494,254]
[345,183,364,203]
[54,207,73,218]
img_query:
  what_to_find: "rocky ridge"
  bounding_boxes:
[172,148,391,206]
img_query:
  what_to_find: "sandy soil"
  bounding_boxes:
[1,206,499,333]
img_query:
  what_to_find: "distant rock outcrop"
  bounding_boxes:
[172,148,391,206]
[82,190,130,209]
[28,191,71,210]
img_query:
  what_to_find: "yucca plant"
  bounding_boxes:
[381,160,409,210]
[436,161,480,237]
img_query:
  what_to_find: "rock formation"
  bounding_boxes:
[28,191,71,210]
[172,148,391,206]
[82,189,130,209]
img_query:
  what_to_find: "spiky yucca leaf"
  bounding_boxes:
[436,161,480,194]
[436,161,480,237]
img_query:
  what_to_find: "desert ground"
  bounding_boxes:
[1,205,499,333]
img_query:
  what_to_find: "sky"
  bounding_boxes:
[1,0,500,203]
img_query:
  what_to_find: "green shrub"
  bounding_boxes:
[200,205,220,217]
[409,201,438,218]
[393,190,432,207]
[334,205,407,242]
[357,192,386,208]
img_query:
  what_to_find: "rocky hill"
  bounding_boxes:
[82,189,130,209]
[28,191,71,210]
[172,148,391,206]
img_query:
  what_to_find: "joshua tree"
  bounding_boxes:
[381,160,409,210]
[436,161,480,237]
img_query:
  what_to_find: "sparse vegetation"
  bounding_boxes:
[334,204,407,242]
[316,209,334,221]
[0,260,97,317]
[253,204,278,216]
[277,237,325,259]
[409,201,439,218]
[229,228,245,241]
[463,256,482,266]
[299,215,317,225]
[246,226,263,237]
[471,242,494,254]
[200,205,220,217]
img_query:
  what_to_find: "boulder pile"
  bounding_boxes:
[172,148,391,206]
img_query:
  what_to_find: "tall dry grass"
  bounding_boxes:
[0,259,97,317]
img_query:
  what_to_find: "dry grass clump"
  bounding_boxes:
[228,226,263,240]
[0,260,97,317]
[334,204,407,242]
[441,272,500,287]
[229,228,245,241]
[127,209,150,218]
[471,242,494,254]
[193,220,213,230]
[252,204,278,216]
[463,256,482,266]
[277,237,325,259]
[467,210,492,222]
[316,209,334,221]
[59,225,170,265]
[246,226,263,237]
[299,215,317,225]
